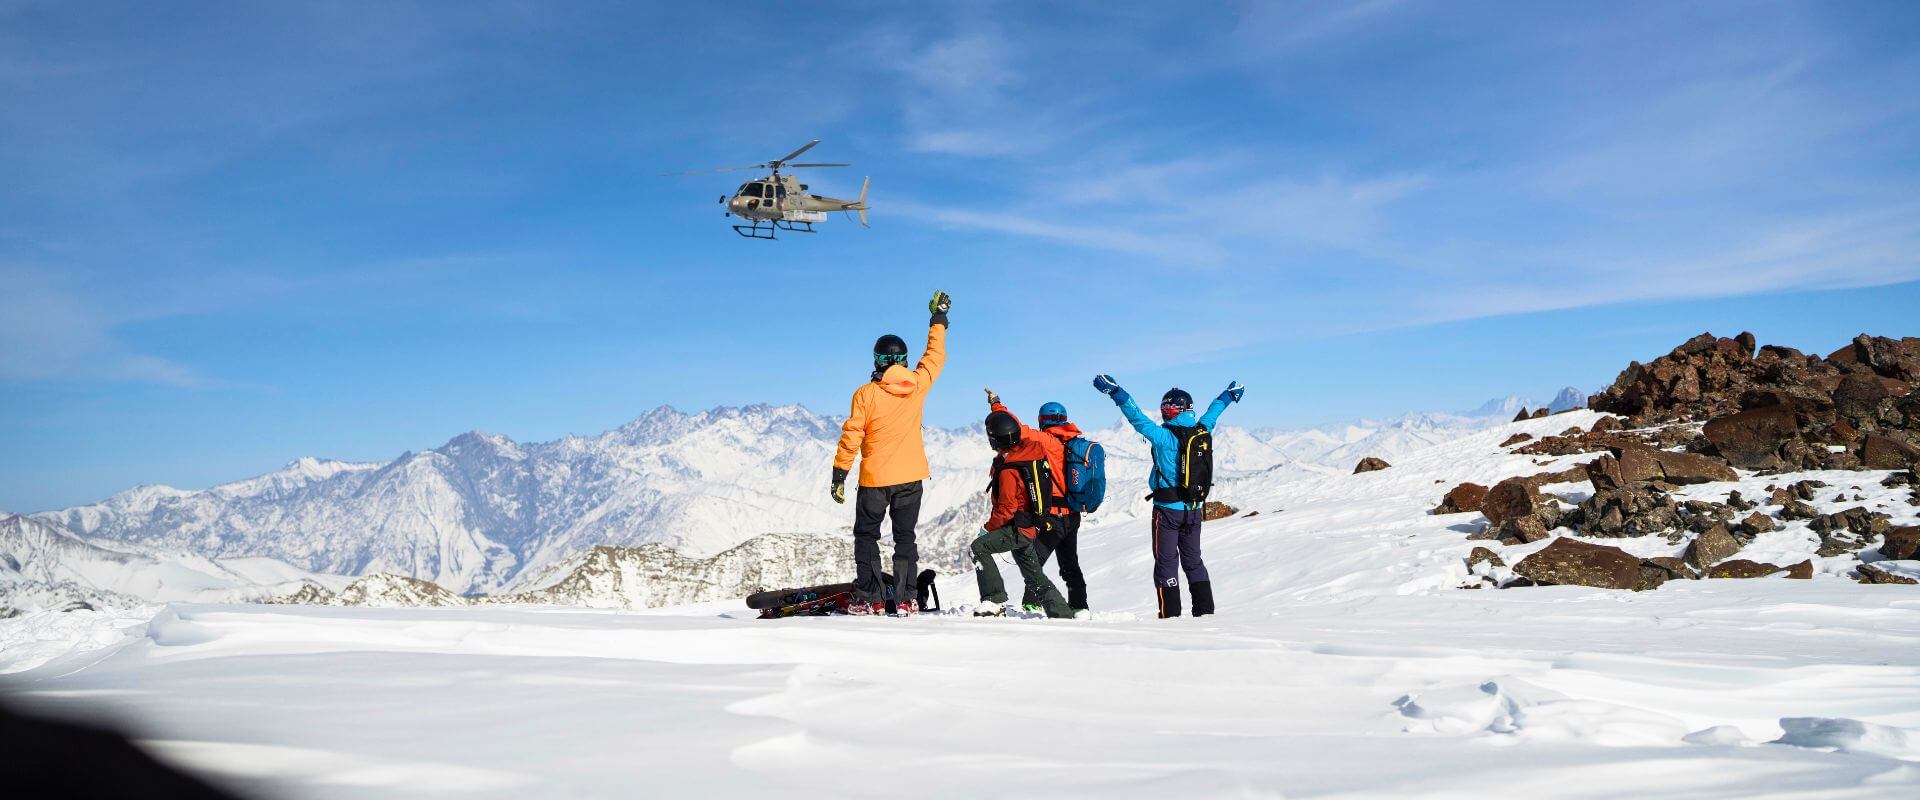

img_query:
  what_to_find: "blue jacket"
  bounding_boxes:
[1113,392,1230,510]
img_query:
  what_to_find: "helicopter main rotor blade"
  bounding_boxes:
[775,139,821,164]
[657,164,770,176]
[784,163,849,168]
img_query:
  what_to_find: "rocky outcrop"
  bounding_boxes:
[1500,433,1533,447]
[1590,332,1920,473]
[1586,445,1736,489]
[1511,538,1648,590]
[1578,481,1680,538]
[334,574,464,607]
[1202,502,1238,521]
[1353,457,1392,474]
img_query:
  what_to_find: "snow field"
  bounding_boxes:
[5,409,1920,797]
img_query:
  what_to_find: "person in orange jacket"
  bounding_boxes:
[831,290,950,614]
[969,409,1073,619]
[983,389,1079,612]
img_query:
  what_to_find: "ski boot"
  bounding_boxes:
[887,599,917,617]
[842,600,885,616]
[972,601,1004,617]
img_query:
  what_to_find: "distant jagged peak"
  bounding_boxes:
[435,429,524,459]
[1467,394,1534,418]
[1547,386,1588,413]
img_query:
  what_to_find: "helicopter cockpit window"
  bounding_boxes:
[774,184,786,198]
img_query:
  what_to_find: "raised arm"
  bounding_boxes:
[1095,374,1175,448]
[917,291,949,386]
[1200,380,1245,429]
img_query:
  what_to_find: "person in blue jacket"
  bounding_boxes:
[1092,374,1245,618]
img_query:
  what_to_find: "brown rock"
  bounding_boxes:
[1878,526,1920,561]
[1512,538,1647,590]
[1482,478,1541,526]
[1201,501,1238,521]
[1434,482,1490,515]
[1353,457,1392,474]
[1707,559,1786,579]
[1861,433,1920,470]
[1702,406,1800,469]
[1786,560,1814,579]
[1779,499,1819,520]
[1579,481,1682,537]
[1495,515,1551,545]
[1467,547,1505,569]
[1684,525,1743,569]
[1856,565,1918,585]
[1596,444,1738,486]
[1591,416,1625,433]
[1641,556,1699,583]
[1737,512,1775,535]
[1512,408,1532,423]
[1500,433,1534,447]
[1531,408,1550,419]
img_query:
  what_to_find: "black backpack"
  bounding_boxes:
[988,455,1060,534]
[1148,423,1213,504]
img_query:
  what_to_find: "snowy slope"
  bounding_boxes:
[3,410,1917,798]
[0,513,348,611]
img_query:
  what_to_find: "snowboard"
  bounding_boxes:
[745,582,856,610]
[757,590,854,619]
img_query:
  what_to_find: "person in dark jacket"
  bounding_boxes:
[1092,374,1244,618]
[1032,401,1102,614]
[969,410,1073,619]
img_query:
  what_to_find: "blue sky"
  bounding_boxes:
[3,1,1918,511]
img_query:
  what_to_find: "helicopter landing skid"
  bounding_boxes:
[732,218,817,239]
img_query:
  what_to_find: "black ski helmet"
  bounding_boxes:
[1160,388,1193,420]
[985,410,1022,451]
[873,334,908,370]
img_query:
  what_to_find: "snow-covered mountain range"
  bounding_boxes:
[14,396,1552,605]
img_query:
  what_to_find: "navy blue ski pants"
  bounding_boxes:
[1152,506,1209,590]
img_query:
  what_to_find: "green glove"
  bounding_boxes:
[830,467,848,504]
[929,290,951,326]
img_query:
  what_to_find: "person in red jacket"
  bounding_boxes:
[969,409,1072,618]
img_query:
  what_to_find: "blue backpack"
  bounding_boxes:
[1061,436,1106,512]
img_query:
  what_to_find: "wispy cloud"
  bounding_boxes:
[0,266,203,385]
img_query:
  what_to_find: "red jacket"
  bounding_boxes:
[984,403,1068,538]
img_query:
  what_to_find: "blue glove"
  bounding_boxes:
[1222,381,1245,403]
[1092,374,1120,395]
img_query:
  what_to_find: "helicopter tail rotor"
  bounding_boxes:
[856,176,870,227]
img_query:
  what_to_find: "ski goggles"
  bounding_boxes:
[1039,414,1068,426]
[873,352,908,366]
[1160,402,1189,419]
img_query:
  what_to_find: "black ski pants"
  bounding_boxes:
[1025,508,1087,610]
[852,481,921,603]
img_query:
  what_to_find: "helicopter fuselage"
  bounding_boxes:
[726,174,865,222]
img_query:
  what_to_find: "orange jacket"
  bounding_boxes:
[983,402,1067,538]
[835,323,947,487]
[985,436,1063,538]
[989,401,1065,497]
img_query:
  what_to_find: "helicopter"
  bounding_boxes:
[661,140,871,239]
